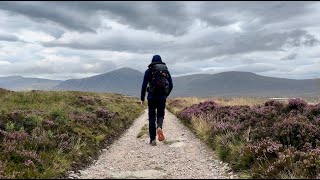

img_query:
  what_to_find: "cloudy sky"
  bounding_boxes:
[0,1,319,80]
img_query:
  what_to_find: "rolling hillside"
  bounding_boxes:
[171,71,319,97]
[54,68,319,97]
[54,68,144,97]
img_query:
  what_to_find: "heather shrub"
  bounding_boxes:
[243,138,283,163]
[0,91,144,179]
[211,120,243,135]
[96,108,117,120]
[253,147,320,179]
[250,147,296,179]
[75,95,103,106]
[168,97,320,178]
[297,148,320,178]
[168,99,186,108]
[249,107,280,140]
[304,104,320,121]
[178,100,219,121]
[264,100,285,109]
[273,115,320,149]
[169,98,320,178]
[287,98,308,112]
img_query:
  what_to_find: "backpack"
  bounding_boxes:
[148,63,170,95]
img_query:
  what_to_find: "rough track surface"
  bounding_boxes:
[68,109,238,179]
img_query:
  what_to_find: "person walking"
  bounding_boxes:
[141,55,173,146]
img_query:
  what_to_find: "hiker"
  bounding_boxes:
[141,55,173,146]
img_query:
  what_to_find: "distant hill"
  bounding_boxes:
[2,68,318,97]
[170,71,319,97]
[53,68,319,98]
[53,68,144,96]
[0,75,61,91]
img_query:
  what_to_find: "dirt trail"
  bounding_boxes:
[68,109,237,179]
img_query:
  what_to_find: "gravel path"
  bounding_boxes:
[68,109,237,179]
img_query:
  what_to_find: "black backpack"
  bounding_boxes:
[148,63,170,95]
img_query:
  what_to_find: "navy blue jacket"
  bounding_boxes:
[141,55,173,101]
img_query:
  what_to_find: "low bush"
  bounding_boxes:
[0,91,144,179]
[168,97,320,178]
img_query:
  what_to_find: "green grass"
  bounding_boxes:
[163,139,180,145]
[137,124,149,138]
[0,90,145,179]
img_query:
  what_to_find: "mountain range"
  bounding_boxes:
[0,68,319,97]
[53,68,144,96]
[0,75,61,91]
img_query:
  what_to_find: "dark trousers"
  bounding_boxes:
[148,98,166,141]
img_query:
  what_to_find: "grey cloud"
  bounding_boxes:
[214,30,316,58]
[285,31,320,48]
[42,32,172,53]
[0,10,65,39]
[34,24,65,39]
[0,59,116,77]
[302,34,320,46]
[281,53,298,61]
[76,60,117,74]
[0,1,320,79]
[0,62,56,75]
[70,1,192,35]
[0,1,191,35]
[248,2,313,25]
[161,29,319,64]
[203,15,236,27]
[198,1,315,28]
[232,63,279,73]
[42,27,319,69]
[0,34,20,42]
[169,63,202,76]
[0,1,99,32]
[229,30,311,53]
[0,1,317,36]
[197,2,241,27]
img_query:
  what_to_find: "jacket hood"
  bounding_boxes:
[148,55,164,68]
[151,55,162,63]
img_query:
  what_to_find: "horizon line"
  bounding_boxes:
[0,67,319,81]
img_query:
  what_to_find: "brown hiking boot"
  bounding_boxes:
[157,127,165,141]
